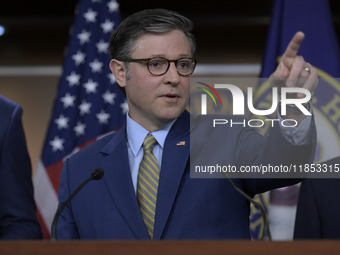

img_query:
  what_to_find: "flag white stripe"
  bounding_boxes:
[33,160,58,233]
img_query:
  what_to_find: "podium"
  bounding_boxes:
[1,241,340,255]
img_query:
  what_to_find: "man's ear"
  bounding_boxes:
[109,59,127,87]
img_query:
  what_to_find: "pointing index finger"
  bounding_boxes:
[281,31,305,67]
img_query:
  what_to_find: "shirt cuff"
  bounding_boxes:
[277,110,313,145]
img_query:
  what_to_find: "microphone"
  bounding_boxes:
[50,168,104,240]
[227,177,272,240]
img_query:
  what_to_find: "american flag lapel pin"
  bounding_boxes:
[176,141,186,146]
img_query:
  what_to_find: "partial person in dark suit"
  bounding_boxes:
[55,8,318,240]
[294,156,340,239]
[0,95,42,239]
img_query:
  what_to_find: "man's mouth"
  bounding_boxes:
[160,93,181,102]
[162,93,179,98]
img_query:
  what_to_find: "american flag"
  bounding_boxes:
[33,0,126,239]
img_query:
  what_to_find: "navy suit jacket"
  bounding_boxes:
[294,156,340,239]
[57,110,316,239]
[0,95,42,239]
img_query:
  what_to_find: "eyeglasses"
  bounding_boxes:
[118,57,198,76]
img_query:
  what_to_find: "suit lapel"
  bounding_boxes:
[153,111,191,239]
[100,126,149,239]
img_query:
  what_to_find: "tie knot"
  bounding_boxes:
[143,134,157,152]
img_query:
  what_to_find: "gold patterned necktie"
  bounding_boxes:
[137,134,160,239]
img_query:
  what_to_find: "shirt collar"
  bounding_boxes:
[126,114,176,156]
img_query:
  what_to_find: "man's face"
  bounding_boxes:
[119,29,192,131]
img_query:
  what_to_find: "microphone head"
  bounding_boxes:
[91,168,104,180]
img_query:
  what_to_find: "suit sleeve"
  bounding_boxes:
[235,118,316,195]
[55,158,80,239]
[0,104,42,239]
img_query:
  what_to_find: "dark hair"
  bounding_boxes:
[109,8,196,60]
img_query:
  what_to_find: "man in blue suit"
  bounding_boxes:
[56,9,318,240]
[0,95,42,239]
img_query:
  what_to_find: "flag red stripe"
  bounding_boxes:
[46,161,64,193]
[37,209,51,240]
